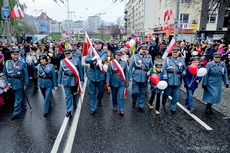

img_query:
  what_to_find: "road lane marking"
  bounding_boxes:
[50,117,69,153]
[168,96,213,131]
[63,76,88,153]
[50,75,87,153]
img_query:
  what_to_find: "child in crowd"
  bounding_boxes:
[184,57,203,113]
[104,50,114,94]
[149,63,163,115]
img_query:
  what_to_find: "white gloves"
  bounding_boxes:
[53,87,58,90]
[96,60,103,66]
[92,55,99,61]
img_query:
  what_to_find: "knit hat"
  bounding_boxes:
[0,53,4,59]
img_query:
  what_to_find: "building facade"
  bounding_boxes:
[125,0,228,42]
[87,16,101,34]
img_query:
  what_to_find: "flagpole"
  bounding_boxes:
[3,0,11,43]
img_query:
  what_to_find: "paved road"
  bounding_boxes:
[0,80,229,153]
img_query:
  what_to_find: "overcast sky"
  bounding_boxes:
[19,0,126,22]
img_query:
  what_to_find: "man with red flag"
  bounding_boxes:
[85,39,107,115]
[58,48,84,117]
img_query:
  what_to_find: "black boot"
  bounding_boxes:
[162,94,168,111]
[132,94,138,109]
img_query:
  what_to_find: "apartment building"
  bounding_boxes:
[125,0,227,42]
[87,16,101,34]
[125,0,156,40]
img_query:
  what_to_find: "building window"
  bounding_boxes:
[159,0,161,10]
[164,0,167,7]
[180,14,189,23]
[181,0,191,3]
[207,14,217,23]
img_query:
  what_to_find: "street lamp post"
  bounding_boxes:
[3,0,11,43]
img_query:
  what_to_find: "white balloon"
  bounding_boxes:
[192,51,198,56]
[103,65,108,72]
[156,81,168,90]
[197,68,207,77]
[129,39,136,47]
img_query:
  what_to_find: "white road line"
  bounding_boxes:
[50,75,88,153]
[63,76,88,153]
[50,117,69,153]
[168,96,213,131]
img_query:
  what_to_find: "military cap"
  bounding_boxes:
[94,39,103,44]
[155,62,163,67]
[138,44,148,50]
[53,44,59,48]
[64,48,72,53]
[39,53,47,57]
[190,56,199,62]
[115,50,122,55]
[71,43,77,46]
[213,52,222,57]
[10,48,20,54]
[172,46,180,52]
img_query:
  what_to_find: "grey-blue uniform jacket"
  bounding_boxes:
[37,64,57,88]
[58,57,84,86]
[3,59,29,90]
[85,49,107,82]
[162,57,186,86]
[129,54,153,83]
[106,60,129,87]
[72,49,82,61]
[202,60,228,104]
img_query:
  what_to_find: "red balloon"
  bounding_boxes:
[150,74,160,85]
[197,48,202,54]
[189,64,198,75]
[125,42,130,49]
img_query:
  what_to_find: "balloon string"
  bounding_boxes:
[189,75,197,86]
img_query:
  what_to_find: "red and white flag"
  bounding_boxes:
[11,5,24,19]
[164,9,173,22]
[82,31,105,73]
[82,32,91,67]
[162,37,177,60]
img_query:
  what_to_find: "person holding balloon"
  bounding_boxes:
[202,52,229,115]
[162,46,186,115]
[149,63,163,115]
[129,44,153,113]
[184,57,203,113]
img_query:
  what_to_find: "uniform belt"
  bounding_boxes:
[167,71,182,74]
[39,76,51,79]
[135,68,148,72]
[90,66,100,70]
[112,72,120,76]
[8,76,23,79]
[64,73,75,76]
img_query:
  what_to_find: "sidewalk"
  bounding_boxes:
[155,57,230,118]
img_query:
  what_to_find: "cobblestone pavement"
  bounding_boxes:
[155,58,230,118]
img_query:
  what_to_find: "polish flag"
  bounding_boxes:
[82,32,91,67]
[164,9,173,22]
[11,5,24,19]
[162,37,177,60]
[82,31,105,73]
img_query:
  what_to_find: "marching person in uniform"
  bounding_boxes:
[3,48,29,120]
[202,52,229,114]
[85,39,107,115]
[129,44,153,112]
[162,46,186,115]
[51,45,64,73]
[106,50,129,115]
[36,54,57,117]
[58,49,84,117]
[71,43,82,61]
